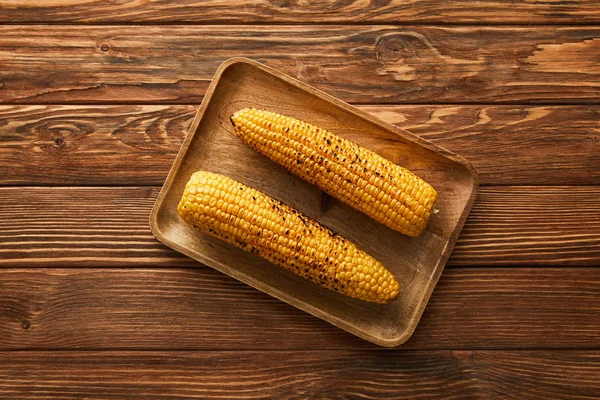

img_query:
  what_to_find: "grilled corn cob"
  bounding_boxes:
[178,171,400,304]
[230,108,437,236]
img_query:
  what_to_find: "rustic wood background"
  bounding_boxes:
[1,1,599,398]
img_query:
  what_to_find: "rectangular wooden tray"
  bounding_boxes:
[150,58,478,347]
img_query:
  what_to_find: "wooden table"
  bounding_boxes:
[1,2,599,398]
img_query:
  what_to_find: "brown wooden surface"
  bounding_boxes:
[1,0,599,397]
[2,26,600,104]
[1,351,599,399]
[2,186,598,267]
[2,1,600,24]
[2,105,599,186]
[1,268,598,351]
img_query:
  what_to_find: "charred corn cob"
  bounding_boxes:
[230,108,437,236]
[178,171,400,304]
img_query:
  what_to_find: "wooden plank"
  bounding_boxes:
[1,26,600,104]
[0,105,195,186]
[453,187,600,266]
[1,1,599,24]
[1,268,598,350]
[364,105,600,186]
[0,350,599,399]
[2,105,599,186]
[1,186,598,267]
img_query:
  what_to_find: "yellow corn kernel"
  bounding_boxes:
[178,171,399,304]
[231,108,438,236]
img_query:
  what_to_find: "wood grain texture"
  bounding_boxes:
[0,105,196,186]
[2,105,599,186]
[364,105,600,186]
[1,186,598,267]
[2,0,600,24]
[453,187,600,266]
[1,350,599,399]
[1,268,599,350]
[0,1,597,394]
[2,26,600,104]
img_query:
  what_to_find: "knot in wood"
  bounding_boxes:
[101,44,110,52]
[376,35,415,67]
[21,320,30,329]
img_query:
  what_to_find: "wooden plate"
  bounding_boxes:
[150,58,478,347]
